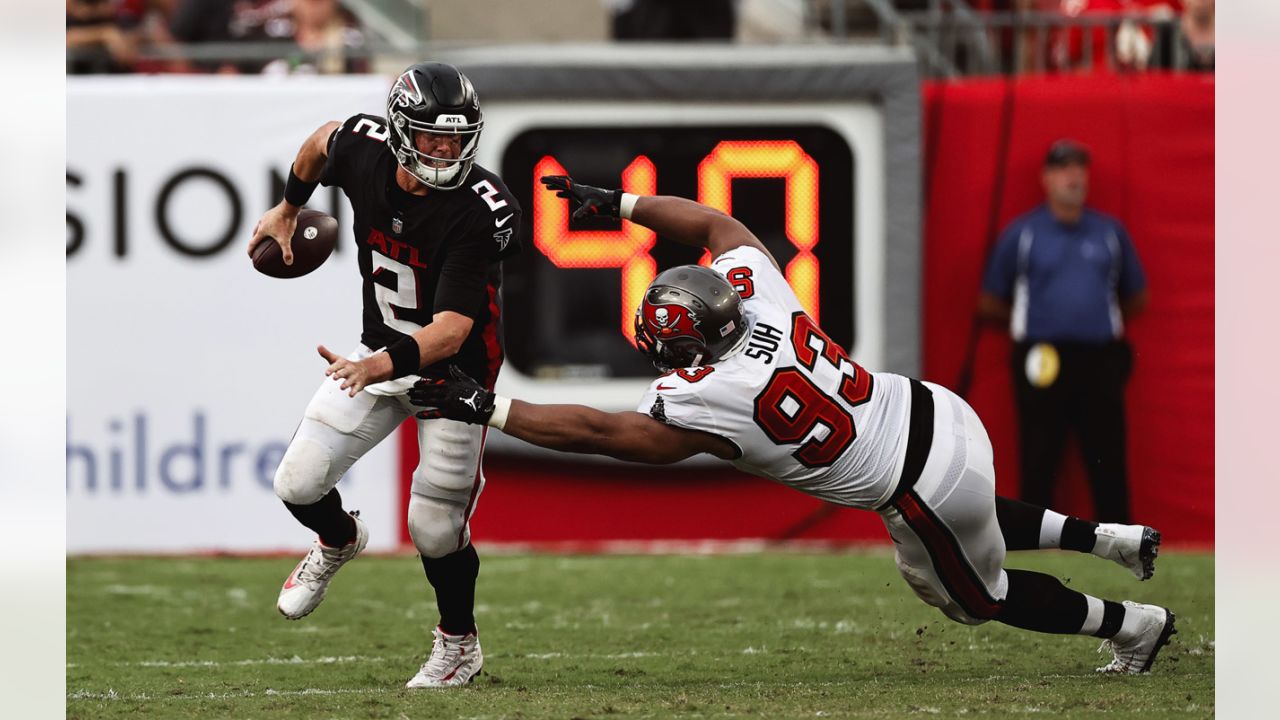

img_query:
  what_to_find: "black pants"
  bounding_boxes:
[1011,341,1132,523]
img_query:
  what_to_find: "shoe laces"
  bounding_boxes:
[1096,638,1138,673]
[421,629,466,677]
[294,513,361,588]
[292,545,337,588]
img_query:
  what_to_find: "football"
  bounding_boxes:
[251,208,338,278]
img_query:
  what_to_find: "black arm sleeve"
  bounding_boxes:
[319,114,378,190]
[318,118,353,189]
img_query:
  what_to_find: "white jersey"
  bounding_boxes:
[636,246,914,510]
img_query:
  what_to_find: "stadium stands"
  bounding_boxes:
[69,0,1213,77]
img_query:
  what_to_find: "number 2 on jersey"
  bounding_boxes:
[752,312,873,467]
[371,254,422,334]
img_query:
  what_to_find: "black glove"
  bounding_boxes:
[409,365,496,424]
[540,175,623,220]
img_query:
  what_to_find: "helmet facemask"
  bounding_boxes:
[387,114,482,190]
[385,63,484,191]
[634,311,709,373]
[633,265,749,373]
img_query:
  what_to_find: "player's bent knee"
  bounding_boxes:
[273,437,334,505]
[895,556,946,605]
[894,555,993,625]
[407,494,466,558]
[938,604,991,626]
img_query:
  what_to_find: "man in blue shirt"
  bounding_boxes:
[979,140,1149,523]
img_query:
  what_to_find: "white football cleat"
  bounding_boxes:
[276,511,368,620]
[405,626,484,688]
[1092,524,1160,580]
[1096,602,1177,674]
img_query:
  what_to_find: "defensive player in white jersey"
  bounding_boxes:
[411,177,1177,675]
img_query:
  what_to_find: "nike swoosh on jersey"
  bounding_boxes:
[656,384,677,391]
[495,213,514,228]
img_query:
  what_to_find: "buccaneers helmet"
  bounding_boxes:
[385,62,483,190]
[634,265,749,372]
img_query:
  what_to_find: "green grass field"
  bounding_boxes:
[67,549,1213,719]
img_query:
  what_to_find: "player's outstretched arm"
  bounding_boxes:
[248,121,340,265]
[539,175,780,269]
[631,195,781,270]
[409,367,736,464]
[503,401,731,464]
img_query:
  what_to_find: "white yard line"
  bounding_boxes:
[69,655,389,669]
[68,687,397,701]
[69,650,676,670]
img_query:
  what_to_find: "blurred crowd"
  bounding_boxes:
[67,0,368,75]
[986,0,1215,73]
[67,0,1213,76]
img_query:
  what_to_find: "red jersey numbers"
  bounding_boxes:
[753,368,854,468]
[675,366,715,383]
[726,267,755,299]
[659,367,715,385]
[790,312,872,407]
[751,312,873,467]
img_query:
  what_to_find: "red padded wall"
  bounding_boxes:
[921,73,1214,544]
[400,73,1214,547]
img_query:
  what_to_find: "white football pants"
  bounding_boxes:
[878,381,1009,625]
[272,346,486,558]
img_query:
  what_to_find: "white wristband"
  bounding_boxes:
[487,395,512,431]
[619,192,640,220]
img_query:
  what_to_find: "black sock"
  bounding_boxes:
[995,496,1098,552]
[421,543,480,636]
[1061,517,1099,553]
[1094,600,1127,639]
[283,489,355,548]
[996,569,1089,634]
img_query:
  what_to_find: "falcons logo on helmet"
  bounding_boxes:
[391,70,426,109]
[643,303,705,343]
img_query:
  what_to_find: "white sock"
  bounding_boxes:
[1038,509,1069,549]
[1079,594,1106,635]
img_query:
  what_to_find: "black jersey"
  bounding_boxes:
[319,113,522,388]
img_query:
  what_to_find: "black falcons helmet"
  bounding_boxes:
[634,265,749,372]
[386,62,483,190]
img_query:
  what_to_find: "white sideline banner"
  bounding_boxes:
[67,77,402,553]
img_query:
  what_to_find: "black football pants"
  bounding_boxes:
[1011,340,1132,524]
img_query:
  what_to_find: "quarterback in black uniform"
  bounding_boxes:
[248,62,520,688]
